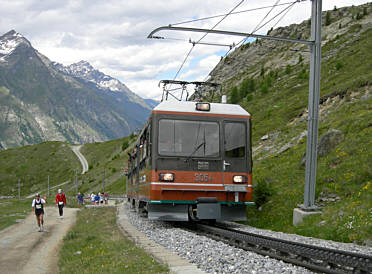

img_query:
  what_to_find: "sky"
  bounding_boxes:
[0,0,369,100]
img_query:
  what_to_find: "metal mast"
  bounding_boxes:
[302,0,322,210]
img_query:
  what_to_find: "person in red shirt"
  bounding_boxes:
[55,189,66,218]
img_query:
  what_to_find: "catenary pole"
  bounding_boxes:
[103,168,105,193]
[302,0,322,210]
[75,169,78,194]
[18,179,20,199]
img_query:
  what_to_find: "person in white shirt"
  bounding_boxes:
[32,193,47,232]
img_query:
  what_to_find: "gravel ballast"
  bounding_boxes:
[125,204,372,273]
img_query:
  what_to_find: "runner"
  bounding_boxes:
[55,189,66,218]
[31,193,47,232]
[104,192,108,205]
[77,192,84,206]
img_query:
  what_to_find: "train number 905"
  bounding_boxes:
[195,173,213,182]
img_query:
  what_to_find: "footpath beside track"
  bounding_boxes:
[0,207,79,274]
[116,203,206,274]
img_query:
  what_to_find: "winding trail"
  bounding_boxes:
[0,207,79,274]
[70,145,89,174]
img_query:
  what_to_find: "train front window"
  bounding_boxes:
[158,119,219,157]
[224,122,246,158]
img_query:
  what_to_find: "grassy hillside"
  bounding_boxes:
[0,141,81,197]
[79,134,136,195]
[209,4,372,245]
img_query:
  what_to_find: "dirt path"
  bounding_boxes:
[70,145,88,174]
[0,207,79,274]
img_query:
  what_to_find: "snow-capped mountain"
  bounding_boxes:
[0,30,30,62]
[52,60,153,109]
[52,60,128,92]
[0,30,155,150]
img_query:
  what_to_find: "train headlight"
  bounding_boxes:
[159,173,175,182]
[233,175,247,184]
[195,102,210,111]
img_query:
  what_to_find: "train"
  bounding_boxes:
[126,86,254,222]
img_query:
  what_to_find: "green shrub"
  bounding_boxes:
[260,82,269,94]
[325,11,331,26]
[285,64,292,74]
[363,7,368,16]
[253,179,274,208]
[298,54,303,64]
[298,68,308,79]
[260,66,265,77]
[122,141,129,151]
[335,62,344,70]
[229,86,240,104]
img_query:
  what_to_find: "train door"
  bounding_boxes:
[222,121,248,199]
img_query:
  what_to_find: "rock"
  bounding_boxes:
[277,143,291,154]
[302,129,345,165]
[269,132,280,140]
[363,239,372,247]
[318,129,345,156]
[263,145,273,152]
[318,220,326,226]
[360,93,371,101]
[261,134,269,141]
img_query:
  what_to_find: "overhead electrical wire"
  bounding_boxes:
[169,0,245,88]
[171,1,306,26]
[251,0,281,36]
[222,0,300,58]
[202,0,301,82]
[163,0,307,93]
[271,2,296,29]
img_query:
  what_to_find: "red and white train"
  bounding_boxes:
[126,99,254,221]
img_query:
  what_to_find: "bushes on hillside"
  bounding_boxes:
[254,179,274,208]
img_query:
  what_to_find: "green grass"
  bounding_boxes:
[58,207,168,273]
[0,198,30,230]
[79,135,135,195]
[0,141,81,197]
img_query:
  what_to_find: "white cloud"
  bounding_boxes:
[0,0,370,99]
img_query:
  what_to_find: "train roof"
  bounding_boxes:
[152,100,251,117]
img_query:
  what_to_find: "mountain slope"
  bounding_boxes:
[0,30,153,149]
[207,3,371,244]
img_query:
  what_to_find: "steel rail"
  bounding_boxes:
[182,222,372,274]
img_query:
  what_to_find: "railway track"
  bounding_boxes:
[180,222,372,274]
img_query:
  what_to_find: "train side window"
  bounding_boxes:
[139,127,150,170]
[224,122,246,158]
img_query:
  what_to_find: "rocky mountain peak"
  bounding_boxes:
[53,60,131,94]
[0,30,31,62]
[68,60,94,74]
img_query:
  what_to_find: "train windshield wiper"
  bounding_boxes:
[186,126,206,160]
[186,140,206,161]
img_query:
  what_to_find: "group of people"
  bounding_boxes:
[90,192,108,205]
[31,188,66,232]
[32,189,109,231]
